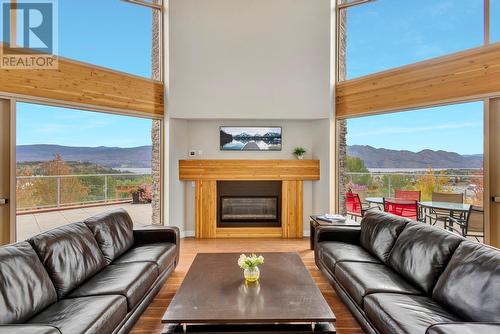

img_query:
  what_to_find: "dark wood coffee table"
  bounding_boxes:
[162,252,336,333]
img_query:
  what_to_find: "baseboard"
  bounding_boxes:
[180,230,195,238]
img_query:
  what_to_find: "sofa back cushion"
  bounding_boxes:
[433,241,500,322]
[84,209,134,264]
[0,242,57,323]
[28,222,106,298]
[387,222,463,294]
[360,211,410,263]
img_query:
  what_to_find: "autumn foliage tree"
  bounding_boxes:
[17,154,89,209]
[415,167,449,201]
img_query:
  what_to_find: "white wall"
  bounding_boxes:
[169,0,331,120]
[167,118,189,234]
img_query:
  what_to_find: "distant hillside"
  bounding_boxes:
[348,145,483,169]
[16,145,152,168]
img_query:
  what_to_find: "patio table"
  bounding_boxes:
[366,197,470,212]
[418,201,470,212]
[365,197,384,205]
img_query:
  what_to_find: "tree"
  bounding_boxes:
[415,167,448,201]
[35,154,90,207]
[346,156,372,187]
[469,166,484,207]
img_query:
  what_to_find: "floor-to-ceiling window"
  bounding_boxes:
[336,0,491,242]
[15,102,162,240]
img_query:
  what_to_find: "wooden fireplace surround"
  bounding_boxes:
[179,160,320,238]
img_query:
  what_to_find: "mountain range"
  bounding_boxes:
[16,145,152,168]
[348,145,483,169]
[16,144,483,169]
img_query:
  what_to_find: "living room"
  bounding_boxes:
[0,1,499,334]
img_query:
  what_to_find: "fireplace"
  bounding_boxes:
[217,181,281,228]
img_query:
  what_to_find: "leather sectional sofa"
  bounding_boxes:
[315,210,500,334]
[0,209,179,334]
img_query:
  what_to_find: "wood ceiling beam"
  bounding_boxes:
[0,51,164,117]
[336,43,500,118]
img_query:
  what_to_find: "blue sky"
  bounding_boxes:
[347,102,484,155]
[17,103,153,147]
[14,1,495,153]
[57,0,153,78]
[345,0,485,79]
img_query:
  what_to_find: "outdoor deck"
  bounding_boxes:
[16,203,152,241]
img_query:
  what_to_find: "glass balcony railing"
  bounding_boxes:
[16,173,152,212]
[345,171,484,207]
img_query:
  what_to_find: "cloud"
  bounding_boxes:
[349,121,482,138]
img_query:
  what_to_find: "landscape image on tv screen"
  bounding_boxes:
[220,126,282,151]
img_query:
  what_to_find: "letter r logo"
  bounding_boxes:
[1,0,57,55]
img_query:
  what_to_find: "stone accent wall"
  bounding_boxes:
[338,2,348,215]
[151,3,162,225]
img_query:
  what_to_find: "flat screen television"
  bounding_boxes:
[220,126,282,151]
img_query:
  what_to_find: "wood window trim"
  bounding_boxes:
[0,53,164,117]
[335,43,500,118]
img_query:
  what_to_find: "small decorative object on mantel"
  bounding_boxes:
[293,147,306,160]
[238,254,264,283]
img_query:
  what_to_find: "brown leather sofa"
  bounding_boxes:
[315,210,500,334]
[0,209,179,334]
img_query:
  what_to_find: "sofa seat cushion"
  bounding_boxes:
[318,241,380,272]
[113,242,176,272]
[0,242,58,324]
[388,222,463,294]
[335,262,421,307]
[28,222,106,298]
[360,211,410,263]
[84,209,134,264]
[433,241,500,322]
[364,293,460,334]
[69,262,158,311]
[29,295,126,334]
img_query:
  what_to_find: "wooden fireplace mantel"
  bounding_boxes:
[179,160,320,239]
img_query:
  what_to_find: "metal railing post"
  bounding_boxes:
[57,176,61,207]
[104,175,108,202]
[388,176,392,197]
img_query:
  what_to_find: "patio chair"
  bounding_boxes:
[444,206,484,242]
[346,192,377,221]
[424,192,464,226]
[394,189,421,201]
[383,197,419,221]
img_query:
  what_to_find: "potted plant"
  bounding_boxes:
[293,147,306,160]
[130,184,152,204]
[238,253,264,282]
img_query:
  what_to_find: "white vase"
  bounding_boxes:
[296,154,304,160]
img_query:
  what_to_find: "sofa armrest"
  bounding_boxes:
[314,225,361,245]
[426,323,500,334]
[133,225,180,246]
[0,325,61,334]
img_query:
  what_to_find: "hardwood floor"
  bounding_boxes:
[130,238,364,334]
